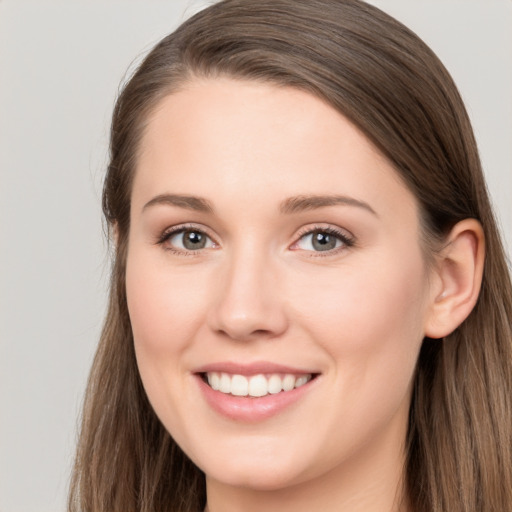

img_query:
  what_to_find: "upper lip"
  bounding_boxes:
[193,361,318,376]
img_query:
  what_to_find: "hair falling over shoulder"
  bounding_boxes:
[68,1,512,511]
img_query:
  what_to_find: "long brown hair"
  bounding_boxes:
[69,1,512,510]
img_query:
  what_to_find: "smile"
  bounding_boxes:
[194,362,320,421]
[205,372,313,397]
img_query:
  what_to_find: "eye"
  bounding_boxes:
[159,226,216,253]
[293,227,354,253]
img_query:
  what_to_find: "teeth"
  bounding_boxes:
[248,374,268,397]
[219,373,231,394]
[209,372,220,391]
[231,374,248,396]
[295,375,309,388]
[282,374,295,391]
[267,374,282,394]
[206,372,312,397]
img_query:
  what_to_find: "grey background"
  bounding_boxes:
[1,1,510,511]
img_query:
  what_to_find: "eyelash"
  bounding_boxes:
[293,225,355,257]
[156,223,217,257]
[156,223,355,257]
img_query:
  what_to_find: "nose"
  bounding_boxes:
[207,246,289,342]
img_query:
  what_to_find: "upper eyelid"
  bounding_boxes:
[294,224,355,241]
[291,224,356,256]
[160,223,213,237]
[157,223,217,245]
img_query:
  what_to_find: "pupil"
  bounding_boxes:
[312,231,336,251]
[183,230,206,250]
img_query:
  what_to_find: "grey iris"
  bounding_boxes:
[312,231,337,251]
[183,230,207,250]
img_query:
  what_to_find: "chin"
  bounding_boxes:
[195,445,310,491]
[206,463,305,491]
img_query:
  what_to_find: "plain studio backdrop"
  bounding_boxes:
[0,1,510,511]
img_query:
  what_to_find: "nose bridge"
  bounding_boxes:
[208,238,288,341]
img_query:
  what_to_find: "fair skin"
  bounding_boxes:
[125,78,484,512]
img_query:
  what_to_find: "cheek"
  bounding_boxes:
[125,249,209,429]
[125,251,206,356]
[287,255,428,460]
[293,252,428,391]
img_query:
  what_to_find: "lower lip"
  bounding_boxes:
[195,375,318,422]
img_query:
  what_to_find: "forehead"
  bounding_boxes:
[133,77,417,222]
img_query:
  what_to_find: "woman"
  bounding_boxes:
[69,0,512,511]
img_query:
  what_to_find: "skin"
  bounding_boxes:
[125,78,473,512]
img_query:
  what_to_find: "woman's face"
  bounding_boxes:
[126,78,436,491]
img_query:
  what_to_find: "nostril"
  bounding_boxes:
[216,327,281,343]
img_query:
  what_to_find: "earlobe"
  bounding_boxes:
[424,218,485,339]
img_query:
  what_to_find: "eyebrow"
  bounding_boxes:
[279,194,378,216]
[142,193,377,217]
[143,194,214,213]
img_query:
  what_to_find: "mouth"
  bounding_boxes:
[199,371,316,398]
[193,362,320,421]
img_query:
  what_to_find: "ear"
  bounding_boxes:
[424,218,485,339]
